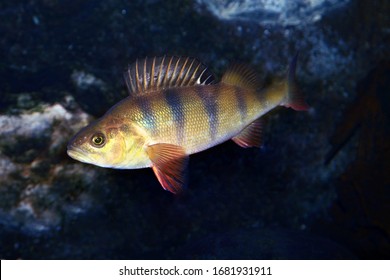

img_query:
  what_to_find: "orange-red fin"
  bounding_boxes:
[146,143,189,194]
[283,53,309,111]
[232,118,264,148]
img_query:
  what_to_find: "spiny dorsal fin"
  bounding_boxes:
[124,56,215,96]
[221,64,262,91]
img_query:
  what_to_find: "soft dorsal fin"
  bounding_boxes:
[221,64,262,91]
[124,56,215,96]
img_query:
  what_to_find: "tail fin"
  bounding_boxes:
[283,53,309,111]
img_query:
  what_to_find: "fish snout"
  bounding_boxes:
[66,144,90,163]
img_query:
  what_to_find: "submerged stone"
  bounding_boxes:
[0,100,111,234]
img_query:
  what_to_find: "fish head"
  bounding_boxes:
[67,117,144,169]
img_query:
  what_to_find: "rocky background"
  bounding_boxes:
[0,0,389,259]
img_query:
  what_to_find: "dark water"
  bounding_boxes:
[0,0,389,259]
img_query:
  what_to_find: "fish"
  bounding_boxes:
[67,55,308,194]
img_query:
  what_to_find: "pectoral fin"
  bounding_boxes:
[146,143,189,194]
[232,118,264,148]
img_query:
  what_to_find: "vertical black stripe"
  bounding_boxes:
[255,88,268,109]
[195,86,218,141]
[134,96,157,135]
[164,89,185,144]
[235,87,247,122]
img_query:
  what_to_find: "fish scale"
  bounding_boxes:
[131,84,263,154]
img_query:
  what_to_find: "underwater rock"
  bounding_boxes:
[321,61,390,259]
[71,70,107,92]
[70,70,118,117]
[0,100,111,234]
[196,0,350,25]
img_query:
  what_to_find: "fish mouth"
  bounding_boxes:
[67,146,91,163]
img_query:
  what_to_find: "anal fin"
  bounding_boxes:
[146,143,189,194]
[232,118,264,148]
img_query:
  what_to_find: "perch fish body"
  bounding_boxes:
[67,56,308,193]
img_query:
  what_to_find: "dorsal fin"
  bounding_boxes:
[124,56,215,96]
[221,64,262,91]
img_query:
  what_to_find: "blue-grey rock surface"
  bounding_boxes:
[0,0,388,259]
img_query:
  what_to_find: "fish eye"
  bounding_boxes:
[91,133,105,147]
